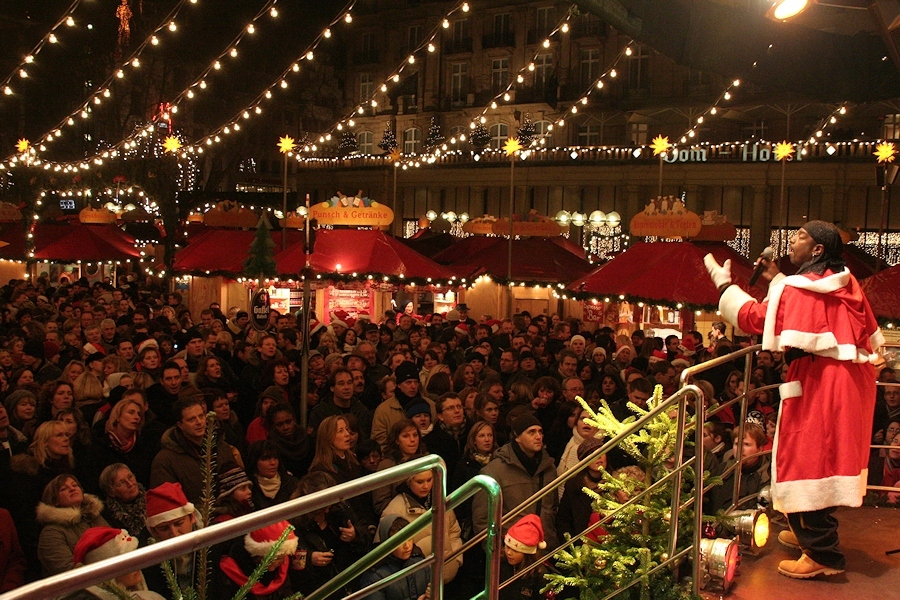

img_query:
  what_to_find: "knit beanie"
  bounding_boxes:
[577,436,606,462]
[511,412,542,438]
[405,402,431,419]
[145,482,195,528]
[394,361,420,384]
[4,389,37,414]
[505,514,546,554]
[217,467,252,501]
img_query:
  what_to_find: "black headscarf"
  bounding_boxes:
[795,220,846,276]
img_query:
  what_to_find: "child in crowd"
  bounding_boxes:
[356,440,384,476]
[212,467,253,524]
[359,515,430,600]
[500,515,546,600]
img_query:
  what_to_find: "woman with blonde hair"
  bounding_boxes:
[73,371,105,424]
[94,397,159,487]
[61,360,86,386]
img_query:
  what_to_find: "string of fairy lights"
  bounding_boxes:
[0,0,86,98]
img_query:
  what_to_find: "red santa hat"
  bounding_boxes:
[309,319,324,336]
[677,337,696,356]
[505,514,546,555]
[356,310,371,322]
[73,527,139,566]
[649,349,668,363]
[136,338,159,354]
[487,320,500,334]
[345,317,357,329]
[330,309,350,329]
[145,482,195,529]
[244,521,298,558]
[454,323,469,336]
[82,342,105,356]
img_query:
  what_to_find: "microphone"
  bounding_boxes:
[748,246,775,286]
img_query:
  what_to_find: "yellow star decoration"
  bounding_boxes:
[162,136,182,153]
[875,141,897,164]
[774,141,795,161]
[278,136,296,154]
[15,139,29,153]
[651,135,671,156]
[504,137,522,156]
[389,148,402,163]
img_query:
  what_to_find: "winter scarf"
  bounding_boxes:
[104,486,147,536]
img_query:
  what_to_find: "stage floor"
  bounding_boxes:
[702,505,900,600]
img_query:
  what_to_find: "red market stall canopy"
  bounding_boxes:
[860,264,900,321]
[173,228,304,276]
[568,241,769,309]
[400,230,459,259]
[436,237,594,283]
[275,229,457,282]
[32,223,140,262]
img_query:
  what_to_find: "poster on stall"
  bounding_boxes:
[323,286,375,323]
[582,303,606,323]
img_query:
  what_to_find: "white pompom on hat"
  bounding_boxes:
[504,514,546,555]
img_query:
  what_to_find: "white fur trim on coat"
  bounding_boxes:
[762,269,850,352]
[36,494,103,525]
[778,380,802,400]
[771,471,868,514]
[719,285,753,328]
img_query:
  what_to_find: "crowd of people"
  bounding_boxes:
[0,274,894,598]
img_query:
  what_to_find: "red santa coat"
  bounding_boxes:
[719,268,883,513]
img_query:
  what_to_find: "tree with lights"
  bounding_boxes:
[517,114,536,148]
[339,130,359,156]
[544,386,695,600]
[243,213,278,280]
[470,123,491,150]
[378,124,398,153]
[424,116,445,152]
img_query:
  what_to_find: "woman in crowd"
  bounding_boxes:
[380,468,463,583]
[73,372,105,425]
[207,389,246,460]
[450,421,498,538]
[245,386,286,445]
[556,437,607,540]
[246,440,301,510]
[308,415,377,529]
[93,396,158,487]
[194,355,237,399]
[266,403,312,478]
[452,363,477,392]
[372,419,428,514]
[98,463,148,545]
[135,345,162,381]
[8,367,35,392]
[35,380,75,430]
[291,471,372,600]
[459,386,479,423]
[557,405,602,481]
[61,361,86,386]
[599,372,626,405]
[36,474,107,576]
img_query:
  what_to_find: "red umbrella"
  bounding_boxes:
[275,229,456,281]
[860,264,900,320]
[440,237,594,283]
[569,241,768,308]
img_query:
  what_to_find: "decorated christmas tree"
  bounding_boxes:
[339,130,359,156]
[423,116,445,153]
[378,124,398,152]
[243,213,278,280]
[544,386,695,600]
[470,123,491,149]
[517,114,537,148]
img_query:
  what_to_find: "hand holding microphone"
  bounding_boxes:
[748,246,775,286]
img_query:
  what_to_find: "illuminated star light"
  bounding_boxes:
[16,139,29,153]
[163,136,182,153]
[278,136,296,154]
[389,148,402,163]
[774,141,795,162]
[875,141,897,164]
[504,138,522,157]
[651,135,671,156]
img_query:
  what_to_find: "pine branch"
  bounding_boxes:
[160,557,185,600]
[197,412,219,600]
[231,524,295,600]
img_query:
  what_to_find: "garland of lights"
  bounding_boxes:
[0,0,86,99]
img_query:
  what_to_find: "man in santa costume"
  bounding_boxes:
[704,220,883,579]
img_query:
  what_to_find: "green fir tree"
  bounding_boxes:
[243,213,278,280]
[423,116,445,152]
[378,124,398,152]
[544,385,696,600]
[339,130,359,156]
[470,123,491,149]
[517,114,537,148]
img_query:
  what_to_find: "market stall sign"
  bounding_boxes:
[250,288,271,331]
[324,286,375,324]
[310,192,393,227]
[629,196,702,238]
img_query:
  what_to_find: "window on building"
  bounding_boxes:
[361,32,376,55]
[577,124,600,146]
[359,73,374,102]
[452,19,469,46]
[627,45,650,91]
[492,58,510,94]
[535,120,553,146]
[490,123,509,149]
[885,114,900,139]
[536,6,553,37]
[451,62,468,102]
[357,131,374,154]
[403,127,421,154]
[630,123,648,146]
[494,13,511,38]
[408,25,423,51]
[535,53,553,92]
[580,49,600,87]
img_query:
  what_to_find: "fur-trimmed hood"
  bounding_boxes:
[36,494,104,526]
